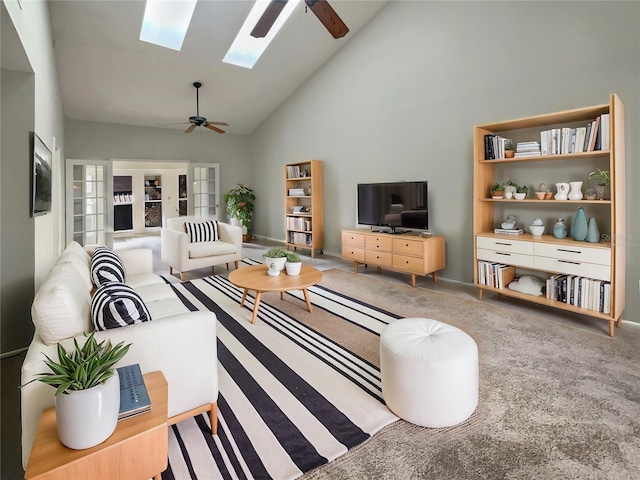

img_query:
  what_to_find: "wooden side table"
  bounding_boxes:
[25,371,168,480]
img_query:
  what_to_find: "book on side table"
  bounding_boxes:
[117,363,151,420]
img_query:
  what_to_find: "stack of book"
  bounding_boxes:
[289,232,311,245]
[117,364,151,420]
[540,113,609,155]
[493,228,524,235]
[546,274,611,313]
[514,141,541,158]
[477,262,515,289]
[483,135,513,160]
[286,165,301,178]
[288,188,305,196]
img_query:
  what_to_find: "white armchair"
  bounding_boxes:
[161,216,243,280]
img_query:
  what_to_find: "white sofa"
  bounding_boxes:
[161,216,243,280]
[21,242,218,468]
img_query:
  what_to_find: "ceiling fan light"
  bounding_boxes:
[140,0,198,51]
[223,0,301,69]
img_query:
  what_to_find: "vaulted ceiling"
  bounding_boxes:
[49,0,387,135]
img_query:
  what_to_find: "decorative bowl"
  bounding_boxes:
[529,225,545,236]
[514,193,526,200]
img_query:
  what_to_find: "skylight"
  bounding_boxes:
[140,0,198,51]
[223,0,301,69]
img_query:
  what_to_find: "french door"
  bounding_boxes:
[188,163,220,218]
[66,159,113,247]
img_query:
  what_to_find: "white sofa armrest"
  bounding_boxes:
[217,222,243,252]
[117,248,154,276]
[161,228,189,270]
[21,311,218,468]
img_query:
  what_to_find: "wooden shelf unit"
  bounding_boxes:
[285,160,324,257]
[473,94,626,336]
[341,229,446,287]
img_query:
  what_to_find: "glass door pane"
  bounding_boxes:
[188,163,220,218]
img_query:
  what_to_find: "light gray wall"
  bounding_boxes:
[249,1,640,323]
[64,120,252,222]
[1,68,35,353]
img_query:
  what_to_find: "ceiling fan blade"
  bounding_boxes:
[251,0,288,38]
[185,125,196,133]
[207,121,229,126]
[305,0,349,39]
[205,124,226,134]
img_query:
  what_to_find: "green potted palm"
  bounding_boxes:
[224,184,255,241]
[21,333,131,449]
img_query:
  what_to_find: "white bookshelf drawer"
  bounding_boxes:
[534,256,611,281]
[476,249,534,268]
[477,236,533,255]
[534,242,611,266]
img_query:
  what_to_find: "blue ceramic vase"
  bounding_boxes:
[586,217,600,243]
[570,208,588,241]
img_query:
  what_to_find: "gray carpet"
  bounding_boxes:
[298,269,640,480]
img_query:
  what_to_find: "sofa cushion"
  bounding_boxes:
[91,282,152,330]
[31,264,93,345]
[185,220,218,243]
[91,247,126,286]
[57,242,92,290]
[126,273,167,289]
[188,240,237,259]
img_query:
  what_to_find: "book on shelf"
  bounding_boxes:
[493,228,524,235]
[483,135,513,160]
[288,188,305,196]
[477,262,515,289]
[545,274,611,313]
[117,363,151,420]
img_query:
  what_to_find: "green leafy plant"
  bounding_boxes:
[515,185,528,194]
[285,252,300,263]
[588,169,610,186]
[21,333,131,396]
[504,140,514,151]
[224,184,255,232]
[263,247,288,258]
[490,182,505,192]
[585,187,597,196]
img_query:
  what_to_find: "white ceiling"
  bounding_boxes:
[49,0,387,135]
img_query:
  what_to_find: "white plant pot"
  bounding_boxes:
[285,262,302,276]
[229,217,247,235]
[54,372,120,450]
[263,256,286,271]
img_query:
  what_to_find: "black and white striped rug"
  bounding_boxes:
[162,262,400,480]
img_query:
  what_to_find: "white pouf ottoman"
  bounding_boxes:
[380,318,478,428]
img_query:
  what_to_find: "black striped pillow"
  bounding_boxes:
[91,247,126,286]
[185,220,219,243]
[91,282,151,330]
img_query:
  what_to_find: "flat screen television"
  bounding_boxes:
[31,133,52,216]
[357,181,428,233]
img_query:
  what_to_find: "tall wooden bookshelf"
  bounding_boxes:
[473,94,625,336]
[285,160,324,257]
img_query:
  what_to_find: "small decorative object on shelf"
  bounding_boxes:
[568,181,583,200]
[585,187,597,200]
[553,218,567,239]
[554,182,569,200]
[570,207,588,241]
[529,218,545,236]
[588,168,610,200]
[490,183,505,198]
[586,217,600,243]
[514,185,527,200]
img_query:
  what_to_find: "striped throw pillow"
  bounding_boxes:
[91,246,126,286]
[185,220,219,243]
[91,282,151,330]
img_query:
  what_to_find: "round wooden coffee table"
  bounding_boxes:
[228,264,323,324]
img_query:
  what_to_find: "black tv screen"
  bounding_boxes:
[357,181,428,232]
[31,133,52,216]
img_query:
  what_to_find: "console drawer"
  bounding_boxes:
[365,236,393,252]
[341,231,365,247]
[342,246,365,263]
[534,242,611,266]
[477,236,533,255]
[366,250,393,267]
[393,254,424,274]
[392,238,423,257]
[477,248,534,268]
[534,256,611,281]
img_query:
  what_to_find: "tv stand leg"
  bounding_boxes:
[478,289,483,300]
[353,262,359,273]
[411,274,416,287]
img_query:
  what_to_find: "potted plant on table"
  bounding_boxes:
[263,247,288,276]
[285,252,302,276]
[224,184,255,241]
[588,169,610,200]
[21,333,131,449]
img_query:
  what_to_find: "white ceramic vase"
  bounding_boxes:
[568,181,583,201]
[285,262,302,276]
[54,372,120,450]
[264,256,286,272]
[554,182,569,200]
